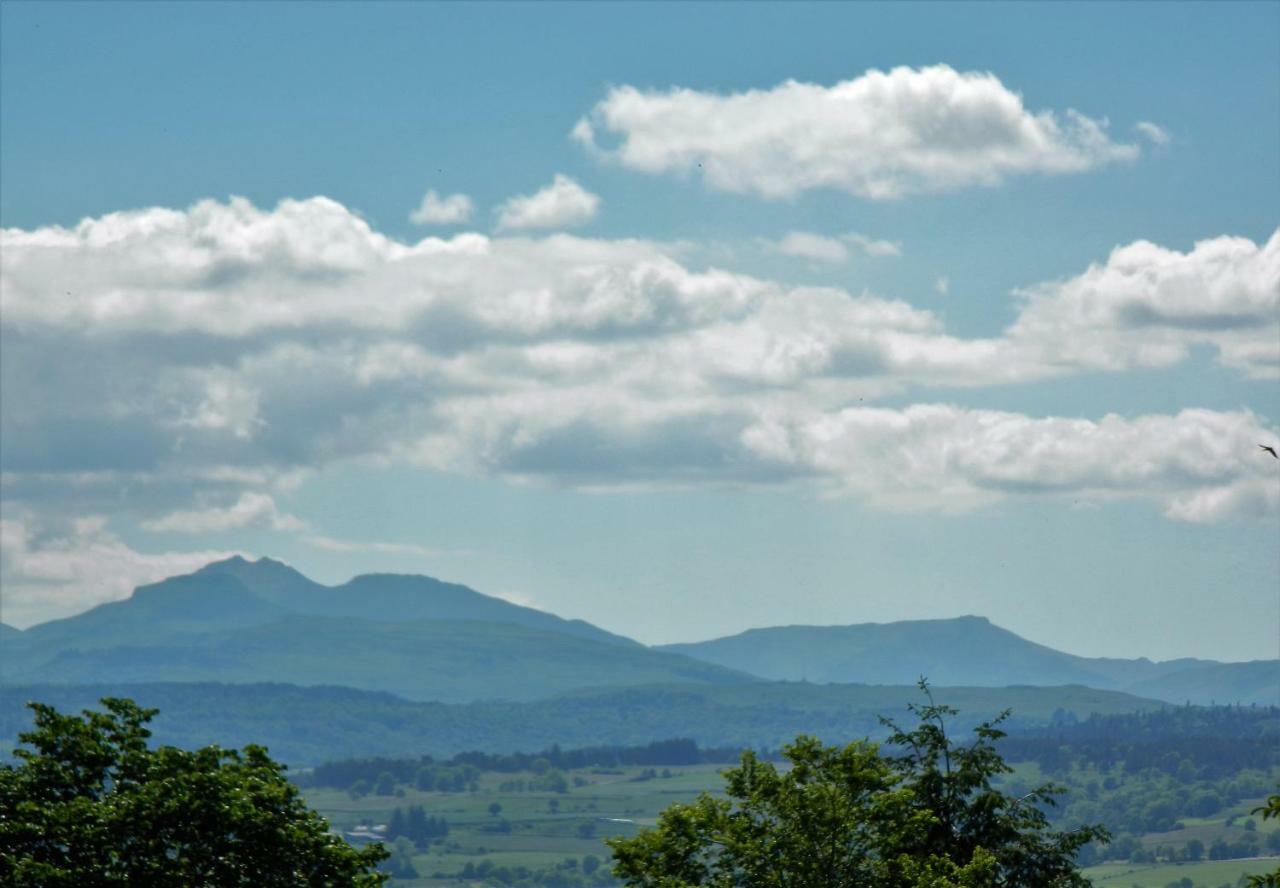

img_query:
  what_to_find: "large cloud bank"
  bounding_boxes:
[2,197,1276,533]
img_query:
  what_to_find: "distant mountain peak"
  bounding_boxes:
[198,554,299,574]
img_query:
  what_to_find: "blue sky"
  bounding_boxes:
[2,1,1277,661]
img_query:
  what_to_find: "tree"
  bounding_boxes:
[0,698,388,887]
[608,681,1107,887]
[1246,787,1280,887]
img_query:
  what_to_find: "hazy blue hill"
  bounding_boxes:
[2,557,643,687]
[12,572,289,654]
[7,616,752,703]
[0,624,20,640]
[201,556,636,647]
[658,617,1114,686]
[0,680,1166,766]
[1121,660,1280,706]
[658,617,1276,705]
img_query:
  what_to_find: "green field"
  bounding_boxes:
[303,762,1280,887]
[1083,858,1280,887]
[306,763,732,885]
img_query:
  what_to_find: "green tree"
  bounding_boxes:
[608,681,1106,887]
[0,698,387,887]
[1246,787,1280,887]
[374,771,396,796]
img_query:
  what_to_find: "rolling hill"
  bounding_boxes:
[658,617,1279,706]
[7,616,749,703]
[0,680,1168,766]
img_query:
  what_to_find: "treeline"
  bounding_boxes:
[998,705,1280,778]
[386,804,448,846]
[443,855,615,887]
[299,737,750,790]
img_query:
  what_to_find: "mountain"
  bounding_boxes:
[15,572,291,652]
[658,617,1279,706]
[197,556,636,647]
[0,680,1168,766]
[1121,660,1280,706]
[1,558,747,702]
[7,558,1272,708]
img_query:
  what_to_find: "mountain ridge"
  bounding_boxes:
[0,558,749,702]
[657,618,1276,705]
[4,557,1274,707]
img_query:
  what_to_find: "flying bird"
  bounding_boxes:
[1261,444,1279,459]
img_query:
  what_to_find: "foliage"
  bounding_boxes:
[607,682,1108,887]
[998,705,1280,779]
[1246,786,1280,887]
[0,698,387,886]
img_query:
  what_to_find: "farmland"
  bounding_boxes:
[302,760,1280,887]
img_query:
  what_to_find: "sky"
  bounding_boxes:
[1,1,1277,662]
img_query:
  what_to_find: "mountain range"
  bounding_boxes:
[658,618,1278,706]
[2,556,1275,708]
[0,557,744,703]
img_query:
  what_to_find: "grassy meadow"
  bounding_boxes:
[305,762,730,884]
[302,760,1280,887]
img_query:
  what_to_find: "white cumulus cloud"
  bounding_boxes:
[775,232,850,263]
[1008,230,1280,378]
[741,405,1280,518]
[771,231,901,263]
[2,196,1275,532]
[410,189,474,225]
[574,65,1139,200]
[495,174,601,231]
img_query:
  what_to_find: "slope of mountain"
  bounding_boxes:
[8,616,750,703]
[658,617,1278,706]
[15,572,291,652]
[0,680,1168,766]
[1122,660,1280,706]
[2,557,734,701]
[198,557,636,647]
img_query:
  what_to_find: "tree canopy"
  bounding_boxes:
[607,681,1107,887]
[0,697,387,887]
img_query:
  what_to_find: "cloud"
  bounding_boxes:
[775,232,849,263]
[143,492,306,534]
[3,196,1275,530]
[303,535,461,558]
[935,276,950,296]
[1135,121,1171,146]
[574,65,1139,199]
[845,233,902,257]
[495,174,601,231]
[1008,230,1280,378]
[769,231,901,264]
[410,189,474,225]
[0,514,234,627]
[740,405,1280,519]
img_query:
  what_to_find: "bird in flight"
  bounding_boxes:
[1261,444,1279,459]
